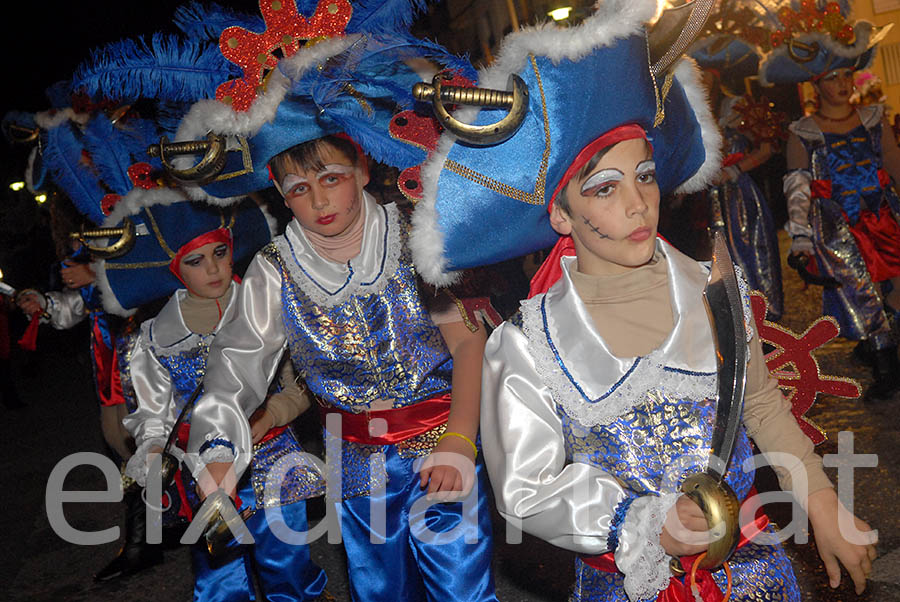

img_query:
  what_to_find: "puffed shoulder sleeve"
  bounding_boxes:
[480,320,629,556]
[187,253,287,477]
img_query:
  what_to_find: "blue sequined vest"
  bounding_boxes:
[261,212,454,414]
[558,393,755,501]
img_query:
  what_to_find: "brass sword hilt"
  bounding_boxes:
[148,133,228,184]
[413,73,529,146]
[69,218,137,259]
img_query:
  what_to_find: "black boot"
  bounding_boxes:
[94,489,163,582]
[865,347,900,402]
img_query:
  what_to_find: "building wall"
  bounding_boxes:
[851,0,900,117]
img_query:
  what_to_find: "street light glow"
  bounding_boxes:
[34,194,47,204]
[547,6,572,21]
[9,181,25,191]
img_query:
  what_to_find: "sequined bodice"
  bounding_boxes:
[559,392,755,500]
[264,241,453,413]
[155,339,210,414]
[813,123,884,223]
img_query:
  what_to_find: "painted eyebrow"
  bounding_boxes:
[316,164,355,177]
[636,160,656,173]
[580,168,623,195]
[281,173,309,192]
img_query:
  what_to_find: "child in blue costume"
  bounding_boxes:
[408,0,878,600]
[174,2,496,600]
[760,6,900,399]
[115,200,327,601]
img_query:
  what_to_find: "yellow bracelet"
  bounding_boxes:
[437,431,478,458]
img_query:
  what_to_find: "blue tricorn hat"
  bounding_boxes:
[94,195,272,316]
[690,36,760,96]
[409,0,722,285]
[170,0,474,204]
[759,20,891,85]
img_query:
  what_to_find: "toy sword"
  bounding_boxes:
[678,231,748,570]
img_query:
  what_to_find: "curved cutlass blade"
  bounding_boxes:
[703,231,748,482]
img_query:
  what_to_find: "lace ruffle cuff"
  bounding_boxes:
[615,492,680,602]
[124,437,169,487]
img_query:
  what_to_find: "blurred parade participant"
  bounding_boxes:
[761,3,900,400]
[692,34,784,319]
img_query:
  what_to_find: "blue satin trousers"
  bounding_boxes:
[340,447,497,602]
[191,478,327,602]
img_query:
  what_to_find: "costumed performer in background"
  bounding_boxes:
[760,2,900,400]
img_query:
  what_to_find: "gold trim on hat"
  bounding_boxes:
[441,54,550,207]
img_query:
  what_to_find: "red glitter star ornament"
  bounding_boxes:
[216,0,353,111]
[388,72,475,203]
[750,292,861,445]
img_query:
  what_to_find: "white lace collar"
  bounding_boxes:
[143,282,238,357]
[520,239,722,427]
[274,191,402,307]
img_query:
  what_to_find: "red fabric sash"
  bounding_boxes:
[581,512,770,602]
[319,393,452,445]
[848,203,900,282]
[17,313,40,351]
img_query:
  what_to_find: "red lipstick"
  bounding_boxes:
[317,214,337,225]
[628,227,651,242]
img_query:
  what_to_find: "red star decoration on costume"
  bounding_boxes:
[750,292,860,445]
[388,72,474,204]
[216,0,353,111]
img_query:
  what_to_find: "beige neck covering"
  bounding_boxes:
[180,283,234,335]
[569,253,673,358]
[302,200,366,263]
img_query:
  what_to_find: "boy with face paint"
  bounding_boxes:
[192,129,497,601]
[406,1,878,600]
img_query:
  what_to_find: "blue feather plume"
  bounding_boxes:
[72,33,242,104]
[82,115,153,196]
[173,1,265,40]
[42,124,107,225]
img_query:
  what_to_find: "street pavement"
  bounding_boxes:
[2,230,899,601]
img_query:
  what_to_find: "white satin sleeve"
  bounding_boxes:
[44,288,87,329]
[186,253,287,477]
[122,335,177,447]
[481,320,628,555]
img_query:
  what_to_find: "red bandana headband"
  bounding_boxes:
[530,124,650,297]
[169,228,234,285]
